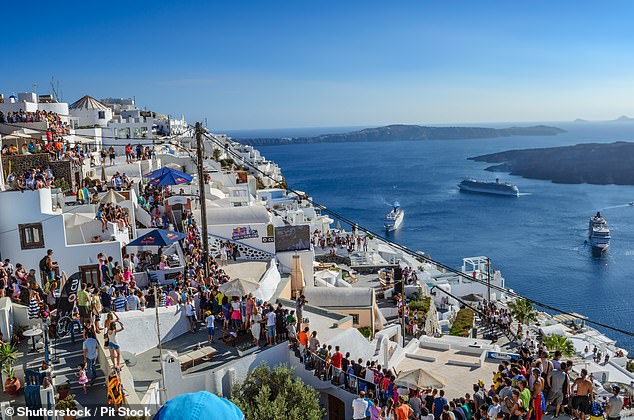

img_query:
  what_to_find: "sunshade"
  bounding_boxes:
[126,229,187,247]
[147,170,193,186]
[100,189,126,204]
[395,368,444,389]
[219,278,260,297]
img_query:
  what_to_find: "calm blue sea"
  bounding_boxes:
[228,123,634,351]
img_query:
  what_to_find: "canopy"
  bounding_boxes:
[395,368,444,389]
[219,278,260,297]
[148,171,193,186]
[462,293,484,302]
[144,167,192,186]
[126,229,186,247]
[100,189,126,204]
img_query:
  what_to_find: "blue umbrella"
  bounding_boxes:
[143,167,173,178]
[144,167,192,184]
[126,228,187,247]
[147,170,193,186]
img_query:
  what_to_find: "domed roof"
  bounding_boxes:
[69,95,110,110]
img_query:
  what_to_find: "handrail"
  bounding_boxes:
[207,232,275,258]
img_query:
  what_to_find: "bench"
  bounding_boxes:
[178,346,217,370]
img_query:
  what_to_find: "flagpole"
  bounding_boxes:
[154,285,166,403]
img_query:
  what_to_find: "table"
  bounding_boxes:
[23,328,43,353]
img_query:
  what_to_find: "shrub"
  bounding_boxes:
[357,326,372,338]
[449,308,475,337]
[232,363,323,420]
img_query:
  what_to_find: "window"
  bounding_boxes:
[98,111,106,119]
[79,265,101,286]
[351,313,360,325]
[19,223,44,250]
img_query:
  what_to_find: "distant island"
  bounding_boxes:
[471,141,634,185]
[235,124,566,146]
[574,115,634,123]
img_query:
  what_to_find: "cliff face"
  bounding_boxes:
[470,141,634,185]
[235,124,565,146]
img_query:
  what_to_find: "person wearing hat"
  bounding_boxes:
[205,310,215,344]
[606,385,624,420]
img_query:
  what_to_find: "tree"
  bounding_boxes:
[232,363,323,420]
[508,298,538,326]
[542,334,576,356]
[212,148,222,162]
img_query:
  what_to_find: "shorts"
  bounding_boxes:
[549,390,564,406]
[207,327,215,336]
[572,396,591,414]
[109,342,120,350]
[267,325,276,337]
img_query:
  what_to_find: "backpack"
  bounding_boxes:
[590,401,603,416]
[39,256,48,272]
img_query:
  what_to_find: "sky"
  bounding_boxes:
[3,0,634,130]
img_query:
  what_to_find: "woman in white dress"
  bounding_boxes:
[250,308,262,346]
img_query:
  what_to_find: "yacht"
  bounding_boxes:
[384,202,404,231]
[588,211,610,255]
[458,178,519,196]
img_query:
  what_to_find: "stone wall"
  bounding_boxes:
[2,153,77,188]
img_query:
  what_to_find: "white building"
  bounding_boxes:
[68,95,112,128]
[0,92,69,122]
[0,189,129,283]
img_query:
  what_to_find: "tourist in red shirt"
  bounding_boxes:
[330,346,343,383]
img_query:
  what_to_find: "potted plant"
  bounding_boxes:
[0,343,19,396]
[56,395,77,420]
[237,342,258,357]
[57,381,72,399]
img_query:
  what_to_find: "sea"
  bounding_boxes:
[227,122,634,351]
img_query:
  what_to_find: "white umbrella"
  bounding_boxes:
[100,189,126,204]
[64,213,95,243]
[219,278,259,297]
[395,368,444,389]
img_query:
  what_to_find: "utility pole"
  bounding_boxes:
[196,122,210,279]
[486,257,491,303]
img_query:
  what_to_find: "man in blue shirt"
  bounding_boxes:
[433,389,448,420]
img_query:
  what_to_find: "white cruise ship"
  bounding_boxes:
[384,202,404,231]
[588,211,610,255]
[458,178,519,196]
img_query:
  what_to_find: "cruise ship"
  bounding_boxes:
[384,202,404,231]
[588,211,610,255]
[458,178,520,196]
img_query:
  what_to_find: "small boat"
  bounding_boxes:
[458,178,519,196]
[629,202,634,206]
[588,211,610,256]
[384,202,404,231]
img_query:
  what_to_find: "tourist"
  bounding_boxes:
[503,390,524,420]
[250,307,263,346]
[353,390,369,420]
[77,363,89,394]
[571,369,593,420]
[433,390,448,420]
[385,398,396,420]
[410,390,423,418]
[266,305,276,345]
[107,320,124,368]
[82,331,99,385]
[205,311,215,343]
[185,296,197,332]
[108,146,116,165]
[606,385,624,420]
[369,398,383,420]
[395,395,413,419]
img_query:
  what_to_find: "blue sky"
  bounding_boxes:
[3,0,634,129]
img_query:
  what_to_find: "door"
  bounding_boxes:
[327,394,345,420]
[79,264,101,286]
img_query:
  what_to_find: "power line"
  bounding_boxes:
[199,130,634,338]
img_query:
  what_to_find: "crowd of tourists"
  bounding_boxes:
[311,228,369,254]
[0,110,70,136]
[6,167,55,191]
[294,329,629,420]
